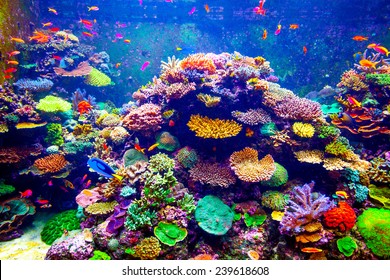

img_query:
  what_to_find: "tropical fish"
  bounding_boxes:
[10,37,25,44]
[36,199,50,205]
[338,112,356,127]
[134,143,146,154]
[79,19,93,26]
[81,174,88,183]
[246,127,254,137]
[359,59,378,68]
[262,29,267,40]
[253,0,266,15]
[49,27,60,32]
[148,143,160,152]
[63,179,74,190]
[82,31,93,37]
[176,47,182,51]
[85,180,92,188]
[289,24,299,29]
[48,7,58,15]
[188,7,196,15]
[4,68,17,73]
[87,158,123,181]
[48,180,53,186]
[20,189,33,198]
[301,247,323,253]
[140,61,150,71]
[88,6,99,11]
[42,22,53,27]
[335,191,349,199]
[7,50,20,57]
[353,52,362,62]
[303,46,307,55]
[4,74,13,79]
[162,109,175,119]
[352,35,368,41]
[371,45,390,56]
[6,60,19,65]
[204,4,210,13]
[52,55,62,61]
[169,119,175,127]
[346,95,362,107]
[275,22,282,35]
[115,33,123,39]
[102,142,109,151]
[83,228,93,242]
[271,211,284,221]
[40,203,52,208]
[123,39,131,43]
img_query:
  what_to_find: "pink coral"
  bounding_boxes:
[232,108,271,125]
[76,187,103,208]
[189,161,236,188]
[122,103,163,132]
[273,96,322,121]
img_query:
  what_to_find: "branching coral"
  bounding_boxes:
[165,82,196,101]
[189,161,236,188]
[337,69,368,91]
[197,93,221,107]
[366,157,390,184]
[187,114,242,139]
[294,150,324,164]
[229,147,276,182]
[232,108,271,125]
[273,96,322,121]
[33,154,68,173]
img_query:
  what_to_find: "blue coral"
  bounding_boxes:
[13,78,53,93]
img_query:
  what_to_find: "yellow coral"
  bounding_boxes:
[85,201,118,215]
[55,31,79,42]
[292,122,315,138]
[187,114,242,139]
[85,68,112,87]
[196,93,221,107]
[229,147,276,182]
[0,123,9,133]
[134,237,161,260]
[322,157,349,171]
[73,124,93,136]
[294,150,324,164]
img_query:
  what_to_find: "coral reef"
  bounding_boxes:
[187,114,242,139]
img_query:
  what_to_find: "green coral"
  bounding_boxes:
[244,213,267,227]
[36,95,72,113]
[41,210,81,245]
[325,138,351,156]
[176,146,198,169]
[89,250,111,260]
[156,132,180,152]
[125,202,156,231]
[154,222,187,246]
[177,193,196,214]
[366,73,390,86]
[148,153,175,173]
[85,68,112,87]
[261,162,288,187]
[45,123,64,146]
[63,140,93,154]
[195,195,234,235]
[317,125,340,139]
[260,122,278,136]
[0,180,15,197]
[142,169,177,207]
[357,208,390,258]
[261,191,290,211]
[337,236,357,257]
[123,149,148,167]
[368,184,390,209]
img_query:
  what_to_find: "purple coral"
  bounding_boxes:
[273,96,322,121]
[45,233,94,260]
[279,182,334,236]
[13,77,53,93]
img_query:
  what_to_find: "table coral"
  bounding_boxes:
[187,114,242,139]
[229,147,276,182]
[33,154,68,173]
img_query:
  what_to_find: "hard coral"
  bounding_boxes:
[134,236,161,260]
[180,53,216,74]
[323,201,356,232]
[33,154,68,173]
[189,161,236,188]
[187,114,242,139]
[122,103,163,133]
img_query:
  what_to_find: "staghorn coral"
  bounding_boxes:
[189,161,236,188]
[134,237,161,260]
[122,104,163,132]
[229,147,276,182]
[262,82,295,107]
[366,157,390,184]
[13,78,53,93]
[33,154,68,173]
[180,53,216,74]
[322,158,350,171]
[187,114,242,139]
[292,122,315,138]
[294,150,324,164]
[232,108,271,126]
[323,201,356,232]
[85,201,118,215]
[165,82,196,101]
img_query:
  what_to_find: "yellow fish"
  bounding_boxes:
[148,143,160,152]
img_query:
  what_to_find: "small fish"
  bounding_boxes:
[204,4,210,13]
[7,50,20,57]
[82,31,93,37]
[102,142,109,150]
[188,7,196,15]
[148,143,160,152]
[36,199,49,205]
[134,143,146,154]
[303,46,307,55]
[52,55,62,61]
[176,47,182,51]
[20,189,33,198]
[352,35,368,41]
[48,7,58,15]
[140,61,150,71]
[139,0,143,5]
[4,74,13,79]
[40,203,52,208]
[253,0,266,15]
[115,33,123,39]
[359,58,378,68]
[88,6,99,11]
[169,119,175,127]
[162,109,175,119]
[346,95,362,107]
[63,179,74,189]
[79,19,93,26]
[10,37,25,44]
[81,174,88,183]
[6,60,19,65]
[301,247,323,253]
[48,180,53,186]
[123,39,131,43]
[42,22,53,27]
[245,127,254,137]
[335,191,349,199]
[4,68,17,73]
[85,180,92,188]
[289,24,299,29]
[275,22,282,35]
[115,62,121,68]
[373,45,390,56]
[262,29,267,40]
[353,52,362,62]
[49,27,60,32]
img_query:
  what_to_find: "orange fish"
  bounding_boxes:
[82,31,93,37]
[204,4,210,13]
[48,7,58,15]
[7,50,20,57]
[4,74,13,79]
[148,143,159,152]
[63,179,74,189]
[289,24,299,29]
[10,37,25,44]
[115,63,121,68]
[301,247,323,253]
[29,30,51,43]
[88,6,99,11]
[359,59,378,68]
[79,19,93,26]
[77,100,93,114]
[262,29,267,40]
[6,60,19,65]
[123,39,131,43]
[81,189,94,197]
[134,143,145,154]
[42,22,53,27]
[246,127,254,137]
[303,46,307,55]
[368,44,390,56]
[352,35,368,41]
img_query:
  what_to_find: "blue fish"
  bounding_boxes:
[87,158,123,181]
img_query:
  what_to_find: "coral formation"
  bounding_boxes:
[187,114,242,139]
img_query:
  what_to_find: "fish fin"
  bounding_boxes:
[112,174,123,181]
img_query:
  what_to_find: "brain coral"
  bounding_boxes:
[323,201,356,232]
[229,147,276,182]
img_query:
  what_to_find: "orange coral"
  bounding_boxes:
[191,254,213,260]
[229,147,276,182]
[33,154,68,173]
[180,53,216,74]
[323,201,356,232]
[337,69,368,91]
[0,146,41,164]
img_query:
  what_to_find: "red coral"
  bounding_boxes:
[323,201,356,231]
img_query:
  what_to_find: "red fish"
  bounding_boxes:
[301,247,323,253]
[36,199,49,205]
[85,180,92,188]
[4,68,17,73]
[140,61,150,71]
[262,29,267,40]
[103,142,109,150]
[275,22,282,35]
[352,35,368,41]
[82,174,88,182]
[82,31,93,37]
[48,180,53,186]
[134,143,145,154]
[4,74,13,79]
[303,46,307,55]
[7,50,20,57]
[79,19,93,26]
[169,119,175,127]
[188,7,196,15]
[52,55,62,61]
[49,27,60,32]
[253,0,266,15]
[20,189,33,198]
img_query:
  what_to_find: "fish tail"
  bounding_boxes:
[112,174,123,181]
